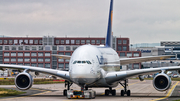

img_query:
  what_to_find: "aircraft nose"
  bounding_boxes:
[70,65,97,85]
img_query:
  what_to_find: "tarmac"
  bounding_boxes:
[0,79,180,101]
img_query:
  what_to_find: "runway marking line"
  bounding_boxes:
[150,81,179,101]
[0,88,52,101]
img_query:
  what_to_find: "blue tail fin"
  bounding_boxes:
[105,0,113,47]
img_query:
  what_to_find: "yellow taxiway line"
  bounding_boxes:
[150,81,179,101]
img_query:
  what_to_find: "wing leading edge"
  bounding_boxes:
[0,64,71,81]
[120,55,174,65]
[105,66,180,84]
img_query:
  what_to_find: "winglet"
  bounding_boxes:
[105,0,113,47]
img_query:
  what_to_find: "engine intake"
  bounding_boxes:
[153,73,171,91]
[15,72,33,90]
[178,70,180,74]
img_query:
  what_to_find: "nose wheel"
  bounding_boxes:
[119,79,131,96]
[63,80,73,96]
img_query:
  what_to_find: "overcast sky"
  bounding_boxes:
[0,0,180,44]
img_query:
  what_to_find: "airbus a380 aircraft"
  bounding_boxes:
[0,0,180,98]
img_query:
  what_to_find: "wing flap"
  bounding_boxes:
[105,66,180,84]
[51,54,71,60]
[120,55,174,65]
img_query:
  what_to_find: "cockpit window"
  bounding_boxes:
[73,61,77,64]
[73,60,92,64]
[86,61,92,64]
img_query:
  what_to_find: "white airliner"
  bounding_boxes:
[0,0,180,98]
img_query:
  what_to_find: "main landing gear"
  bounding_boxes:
[63,80,73,96]
[105,87,116,96]
[104,80,131,96]
[119,79,131,96]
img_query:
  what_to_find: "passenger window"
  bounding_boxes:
[82,61,86,63]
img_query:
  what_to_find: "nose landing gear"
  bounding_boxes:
[63,80,73,96]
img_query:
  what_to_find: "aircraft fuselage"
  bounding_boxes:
[69,45,120,87]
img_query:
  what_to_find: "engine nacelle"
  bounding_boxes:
[178,70,180,74]
[15,72,33,90]
[138,75,144,81]
[153,73,171,91]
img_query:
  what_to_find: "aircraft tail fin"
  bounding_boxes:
[105,0,113,47]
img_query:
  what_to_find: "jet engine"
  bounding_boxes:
[15,72,33,90]
[153,73,171,91]
[138,75,144,81]
[178,70,180,74]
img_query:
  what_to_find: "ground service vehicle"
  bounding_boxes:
[67,90,96,99]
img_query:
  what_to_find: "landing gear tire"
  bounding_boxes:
[105,89,110,96]
[119,79,131,96]
[89,92,92,99]
[127,90,131,96]
[63,89,67,96]
[121,90,124,96]
[93,92,96,99]
[112,89,116,96]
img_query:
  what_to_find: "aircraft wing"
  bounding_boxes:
[0,64,71,81]
[51,54,71,60]
[120,55,174,65]
[105,66,180,84]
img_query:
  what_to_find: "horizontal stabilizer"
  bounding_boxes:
[120,55,174,65]
[51,54,71,60]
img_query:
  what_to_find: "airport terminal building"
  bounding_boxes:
[0,36,141,72]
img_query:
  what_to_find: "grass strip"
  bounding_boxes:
[0,88,25,98]
[0,78,64,85]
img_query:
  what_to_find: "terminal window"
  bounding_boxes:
[9,40,13,44]
[0,40,2,44]
[12,46,16,50]
[56,40,59,44]
[91,40,95,44]
[4,40,7,44]
[81,40,85,44]
[11,52,16,56]
[118,40,122,44]
[76,40,80,44]
[96,40,100,44]
[123,40,127,44]
[18,52,23,56]
[31,58,37,62]
[32,46,37,50]
[71,40,75,44]
[61,40,64,44]
[4,52,9,56]
[101,40,105,44]
[31,52,37,56]
[24,40,28,44]
[86,40,90,44]
[11,58,16,62]
[4,58,9,62]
